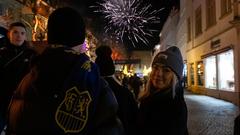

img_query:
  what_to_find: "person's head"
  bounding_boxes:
[95,45,115,76]
[47,7,86,47]
[150,46,183,91]
[8,22,27,46]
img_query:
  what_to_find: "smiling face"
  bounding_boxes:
[150,64,174,91]
[8,26,26,46]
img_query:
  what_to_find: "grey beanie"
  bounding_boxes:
[152,46,183,79]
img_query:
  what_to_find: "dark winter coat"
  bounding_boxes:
[137,83,188,135]
[0,42,36,131]
[234,114,240,135]
[6,45,122,135]
[104,76,139,135]
[129,75,142,99]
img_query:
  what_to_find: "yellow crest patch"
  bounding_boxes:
[81,61,91,72]
[55,87,92,133]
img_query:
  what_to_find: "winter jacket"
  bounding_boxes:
[0,42,36,132]
[6,45,123,135]
[234,114,240,135]
[137,82,188,135]
[104,76,138,135]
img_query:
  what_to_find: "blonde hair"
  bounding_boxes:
[138,71,178,101]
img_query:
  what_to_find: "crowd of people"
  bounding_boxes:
[0,6,239,135]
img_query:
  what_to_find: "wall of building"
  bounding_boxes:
[160,9,179,51]
[159,0,240,105]
[176,0,187,60]
[0,0,22,27]
[131,50,152,69]
[0,0,33,40]
[185,0,240,105]
[189,1,234,49]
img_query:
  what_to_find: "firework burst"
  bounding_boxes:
[94,0,163,48]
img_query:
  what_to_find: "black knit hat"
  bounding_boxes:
[95,45,115,76]
[152,46,183,79]
[47,7,86,47]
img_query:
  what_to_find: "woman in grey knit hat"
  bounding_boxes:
[137,46,188,135]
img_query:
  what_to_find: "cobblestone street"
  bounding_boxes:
[185,91,239,135]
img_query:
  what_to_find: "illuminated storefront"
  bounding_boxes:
[204,56,216,89]
[204,49,234,91]
[182,0,240,105]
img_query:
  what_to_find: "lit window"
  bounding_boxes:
[190,63,195,85]
[197,61,204,86]
[217,50,234,91]
[204,56,216,89]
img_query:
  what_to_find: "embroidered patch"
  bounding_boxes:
[81,61,91,72]
[55,87,92,133]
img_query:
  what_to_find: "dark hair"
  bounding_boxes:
[47,7,86,47]
[95,45,115,76]
[9,22,26,30]
[95,45,112,57]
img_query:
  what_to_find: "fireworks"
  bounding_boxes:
[94,0,163,47]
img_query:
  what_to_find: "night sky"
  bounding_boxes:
[67,0,180,50]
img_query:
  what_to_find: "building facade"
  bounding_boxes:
[185,0,239,105]
[0,0,51,41]
[160,0,240,105]
[0,0,32,39]
[160,8,179,52]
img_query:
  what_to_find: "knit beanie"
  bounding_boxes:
[152,46,183,79]
[47,7,86,47]
[95,45,115,76]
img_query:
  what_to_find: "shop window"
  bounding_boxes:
[190,63,194,85]
[217,50,234,91]
[204,56,216,89]
[197,61,204,86]
[203,49,234,91]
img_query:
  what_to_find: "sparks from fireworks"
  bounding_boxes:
[94,0,163,47]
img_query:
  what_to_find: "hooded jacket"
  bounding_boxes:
[6,45,122,135]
